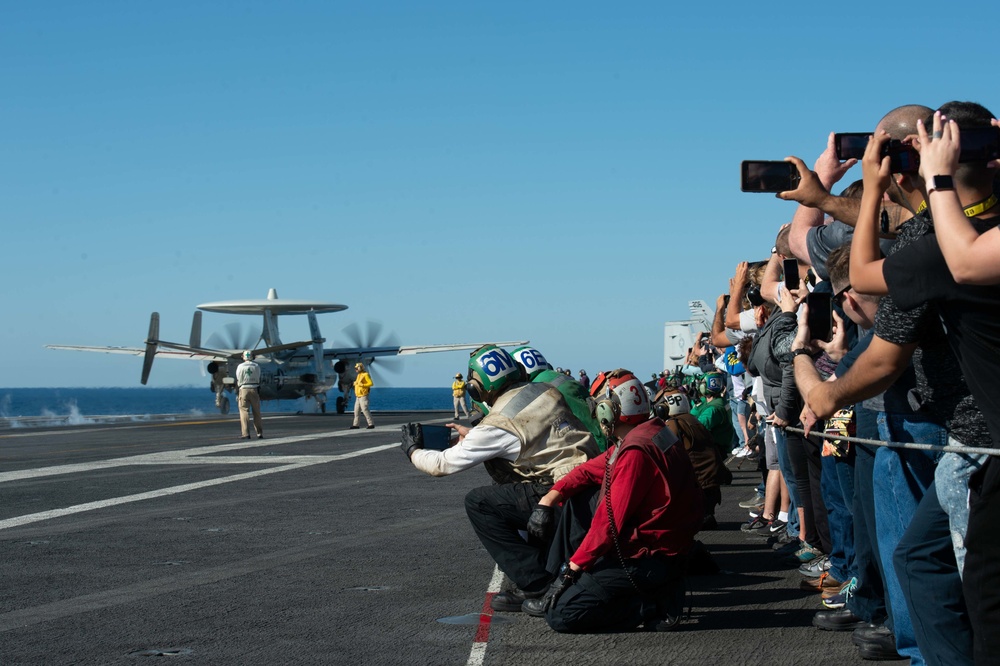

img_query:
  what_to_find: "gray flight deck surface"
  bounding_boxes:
[1,412,874,665]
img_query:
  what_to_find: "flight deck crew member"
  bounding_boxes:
[350,362,375,429]
[522,370,703,633]
[452,373,471,420]
[236,350,263,439]
[399,345,599,612]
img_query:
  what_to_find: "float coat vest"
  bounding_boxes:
[480,382,599,485]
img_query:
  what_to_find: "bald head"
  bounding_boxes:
[875,104,933,140]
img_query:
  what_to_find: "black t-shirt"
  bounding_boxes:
[873,212,988,446]
[883,215,1000,448]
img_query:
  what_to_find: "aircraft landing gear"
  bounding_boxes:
[336,396,346,414]
[219,396,230,415]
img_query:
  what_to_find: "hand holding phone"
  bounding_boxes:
[783,258,800,291]
[805,292,833,342]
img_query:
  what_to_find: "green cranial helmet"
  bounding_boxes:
[468,344,522,406]
[511,346,553,381]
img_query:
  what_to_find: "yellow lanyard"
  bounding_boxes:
[963,194,999,218]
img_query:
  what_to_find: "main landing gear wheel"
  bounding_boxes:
[336,396,346,414]
[219,397,230,415]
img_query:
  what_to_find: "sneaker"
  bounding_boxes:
[800,572,842,592]
[366,425,375,429]
[740,516,769,533]
[738,492,766,509]
[788,543,823,563]
[768,518,788,535]
[768,532,798,550]
[799,554,831,578]
[822,592,848,609]
[822,576,858,601]
[348,425,359,430]
[735,446,752,458]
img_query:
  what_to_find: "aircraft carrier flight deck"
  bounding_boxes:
[1,411,869,665]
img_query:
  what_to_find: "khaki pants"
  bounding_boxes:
[238,387,263,438]
[353,394,373,427]
[453,395,469,418]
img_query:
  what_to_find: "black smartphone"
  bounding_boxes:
[741,161,800,193]
[415,423,455,451]
[783,258,799,291]
[882,140,920,173]
[834,132,869,161]
[959,126,1000,163]
[806,292,833,342]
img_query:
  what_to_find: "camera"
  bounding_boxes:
[959,126,1000,163]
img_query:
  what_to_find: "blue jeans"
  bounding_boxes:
[935,441,988,577]
[874,412,945,666]
[822,452,855,583]
[772,426,799,540]
[729,395,745,449]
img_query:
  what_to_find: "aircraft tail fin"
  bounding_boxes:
[189,311,202,348]
[308,310,326,384]
[141,312,159,385]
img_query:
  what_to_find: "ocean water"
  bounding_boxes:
[0,387,454,426]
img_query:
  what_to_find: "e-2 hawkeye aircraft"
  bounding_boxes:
[46,289,527,414]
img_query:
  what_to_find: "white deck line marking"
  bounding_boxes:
[0,444,394,530]
[465,566,504,666]
[0,428,380,483]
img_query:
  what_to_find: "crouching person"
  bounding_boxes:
[400,345,599,612]
[522,369,704,632]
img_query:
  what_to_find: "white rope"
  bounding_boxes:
[784,426,1000,457]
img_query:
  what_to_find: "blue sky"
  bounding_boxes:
[2,1,996,390]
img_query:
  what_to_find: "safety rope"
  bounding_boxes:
[783,426,1000,457]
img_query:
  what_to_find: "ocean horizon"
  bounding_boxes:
[0,387,454,426]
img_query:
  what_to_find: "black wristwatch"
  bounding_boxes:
[792,348,815,359]
[929,175,955,193]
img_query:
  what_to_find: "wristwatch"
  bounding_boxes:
[792,348,815,359]
[928,175,955,193]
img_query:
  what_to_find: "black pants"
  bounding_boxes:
[464,483,552,594]
[963,457,1000,666]
[785,429,831,553]
[894,482,973,665]
[543,490,685,633]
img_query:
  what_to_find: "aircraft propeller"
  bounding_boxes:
[338,320,402,386]
[206,322,262,353]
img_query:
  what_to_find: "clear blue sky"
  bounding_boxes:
[2,1,996,389]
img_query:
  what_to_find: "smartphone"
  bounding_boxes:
[783,258,799,291]
[806,292,833,343]
[741,161,800,193]
[414,423,455,451]
[834,132,869,161]
[959,126,1000,163]
[882,140,920,173]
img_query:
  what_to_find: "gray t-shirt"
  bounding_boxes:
[806,219,894,281]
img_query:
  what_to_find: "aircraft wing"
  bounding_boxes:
[323,340,529,359]
[45,344,229,362]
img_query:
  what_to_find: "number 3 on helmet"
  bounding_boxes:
[595,369,649,427]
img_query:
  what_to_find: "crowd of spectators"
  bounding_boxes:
[662,101,1000,664]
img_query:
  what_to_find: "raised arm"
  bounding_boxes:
[849,132,891,296]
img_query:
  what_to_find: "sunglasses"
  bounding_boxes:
[834,284,852,306]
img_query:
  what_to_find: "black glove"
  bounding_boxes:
[537,562,580,612]
[400,423,423,460]
[526,504,555,541]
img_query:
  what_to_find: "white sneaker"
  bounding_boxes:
[735,446,752,458]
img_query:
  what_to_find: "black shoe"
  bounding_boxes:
[857,632,904,660]
[701,514,719,531]
[521,597,548,617]
[366,425,375,429]
[349,426,359,430]
[813,608,866,631]
[852,624,891,646]
[491,588,543,613]
[257,434,263,439]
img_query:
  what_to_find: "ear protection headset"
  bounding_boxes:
[466,368,484,404]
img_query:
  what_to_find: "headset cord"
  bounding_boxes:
[604,446,643,594]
